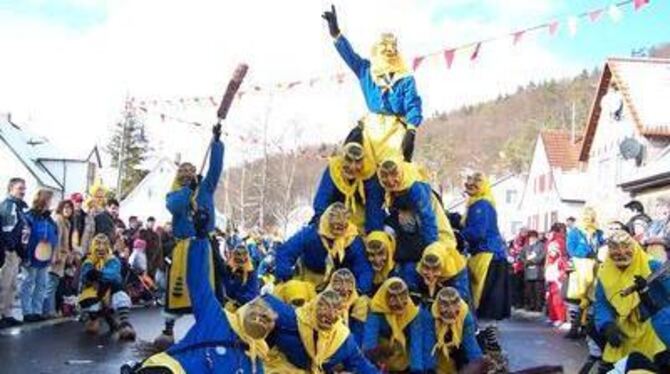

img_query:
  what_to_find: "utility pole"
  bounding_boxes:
[571,101,576,143]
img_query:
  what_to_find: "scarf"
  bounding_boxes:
[225,305,270,374]
[85,239,114,270]
[328,156,374,216]
[370,277,420,349]
[378,157,425,208]
[318,214,358,278]
[431,300,469,359]
[366,231,396,285]
[296,298,350,373]
[274,280,317,305]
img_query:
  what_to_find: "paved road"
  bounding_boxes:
[0,307,587,373]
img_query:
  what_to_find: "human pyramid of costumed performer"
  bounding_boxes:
[122,5,513,373]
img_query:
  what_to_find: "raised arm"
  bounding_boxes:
[334,36,369,78]
[201,140,225,194]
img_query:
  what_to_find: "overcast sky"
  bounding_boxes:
[1,0,669,168]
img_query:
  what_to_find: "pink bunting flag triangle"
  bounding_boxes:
[443,49,455,69]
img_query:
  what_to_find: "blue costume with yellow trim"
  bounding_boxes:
[274,224,373,295]
[334,36,422,127]
[262,294,379,373]
[461,200,506,262]
[165,140,224,314]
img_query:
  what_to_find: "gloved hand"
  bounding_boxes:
[188,177,199,192]
[634,275,648,292]
[193,208,210,239]
[321,5,340,38]
[603,322,626,348]
[401,128,416,162]
[213,123,222,141]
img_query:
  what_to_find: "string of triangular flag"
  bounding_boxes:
[132,0,650,109]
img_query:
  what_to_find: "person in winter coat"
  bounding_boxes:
[79,233,135,340]
[312,142,385,234]
[275,202,373,295]
[461,172,510,321]
[521,230,546,312]
[0,177,28,327]
[322,5,422,162]
[508,228,528,309]
[594,231,667,370]
[140,216,162,279]
[545,225,568,326]
[363,277,428,372]
[44,199,74,318]
[425,287,485,374]
[20,189,58,322]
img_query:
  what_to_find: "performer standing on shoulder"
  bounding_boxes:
[323,5,422,162]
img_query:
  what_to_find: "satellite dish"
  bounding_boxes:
[619,137,643,164]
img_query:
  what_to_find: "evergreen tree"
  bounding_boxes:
[106,106,149,199]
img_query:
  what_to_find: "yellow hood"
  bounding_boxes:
[599,241,651,318]
[85,238,114,270]
[328,155,375,217]
[318,210,359,277]
[370,277,420,349]
[225,303,270,373]
[417,243,466,297]
[370,37,410,89]
[274,280,317,305]
[366,231,396,285]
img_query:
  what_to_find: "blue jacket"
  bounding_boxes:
[0,196,28,258]
[334,36,423,127]
[166,238,261,373]
[222,265,260,307]
[362,308,428,371]
[595,260,670,346]
[390,181,439,246]
[424,308,483,370]
[274,225,373,295]
[24,210,58,268]
[167,140,224,239]
[313,168,386,233]
[461,200,506,261]
[80,256,123,289]
[262,295,378,374]
[567,227,604,259]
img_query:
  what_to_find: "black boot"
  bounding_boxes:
[565,308,582,340]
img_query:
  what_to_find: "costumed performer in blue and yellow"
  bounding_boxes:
[79,233,135,340]
[312,142,386,234]
[376,157,463,291]
[274,202,374,295]
[135,209,276,374]
[594,230,668,370]
[461,171,510,321]
[261,289,379,373]
[326,268,369,345]
[363,277,429,372]
[565,206,605,339]
[427,287,484,374]
[222,243,260,311]
[154,122,225,350]
[365,230,398,294]
[414,242,472,308]
[322,5,422,163]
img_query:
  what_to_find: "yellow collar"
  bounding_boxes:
[296,299,350,373]
[225,307,270,374]
[370,278,420,349]
[431,300,469,358]
[598,244,651,318]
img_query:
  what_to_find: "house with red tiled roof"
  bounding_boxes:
[579,57,670,220]
[519,129,586,232]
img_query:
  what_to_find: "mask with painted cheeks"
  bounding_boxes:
[436,287,462,325]
[315,290,344,331]
[325,202,350,237]
[366,240,389,272]
[386,279,410,316]
[242,299,278,340]
[464,172,485,196]
[378,160,403,191]
[93,234,112,259]
[341,143,365,180]
[177,162,197,187]
[329,268,356,305]
[419,253,442,286]
[373,33,399,60]
[607,232,635,268]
